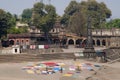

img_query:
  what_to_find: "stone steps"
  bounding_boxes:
[0,54,40,62]
[0,53,75,63]
[108,58,120,64]
[104,48,120,63]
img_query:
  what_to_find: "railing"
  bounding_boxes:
[104,49,120,63]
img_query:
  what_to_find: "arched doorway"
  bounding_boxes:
[16,40,20,45]
[102,39,106,46]
[38,37,47,44]
[61,39,67,45]
[97,39,100,46]
[53,39,60,44]
[76,39,83,47]
[68,39,74,45]
[93,40,95,46]
[81,39,87,47]
[76,39,82,44]
[9,40,14,45]
[1,40,9,47]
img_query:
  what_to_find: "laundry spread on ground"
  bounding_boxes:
[22,61,101,78]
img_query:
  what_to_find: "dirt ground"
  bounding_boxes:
[0,59,120,80]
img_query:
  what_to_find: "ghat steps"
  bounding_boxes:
[0,53,75,63]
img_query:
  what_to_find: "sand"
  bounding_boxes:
[0,59,119,80]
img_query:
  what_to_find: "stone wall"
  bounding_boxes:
[22,48,63,54]
[0,47,12,54]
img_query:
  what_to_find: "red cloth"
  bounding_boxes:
[44,45,49,49]
[42,62,57,66]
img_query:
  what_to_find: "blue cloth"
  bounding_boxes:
[53,67,60,72]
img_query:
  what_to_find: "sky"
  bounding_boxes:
[0,0,120,19]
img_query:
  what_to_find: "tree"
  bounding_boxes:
[61,0,111,35]
[33,2,56,44]
[83,0,111,28]
[7,13,29,34]
[21,8,32,23]
[6,12,16,28]
[0,9,16,39]
[69,11,86,36]
[106,19,120,28]
[13,14,19,21]
[7,26,28,34]
[40,5,56,33]
[32,2,45,27]
[61,0,79,27]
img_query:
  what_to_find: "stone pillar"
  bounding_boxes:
[66,39,69,46]
[100,39,102,47]
[106,38,109,47]
[94,39,97,47]
[83,16,96,59]
[74,39,76,46]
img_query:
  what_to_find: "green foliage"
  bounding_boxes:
[7,26,28,34]
[32,2,56,44]
[0,9,7,38]
[6,12,16,28]
[13,14,19,21]
[60,14,70,26]
[106,19,120,28]
[21,8,32,23]
[41,5,56,33]
[34,2,45,16]
[32,2,45,27]
[64,1,79,15]
[7,27,21,34]
[0,9,16,39]
[33,3,56,33]
[61,1,79,26]
[84,1,111,28]
[61,0,112,35]
[69,11,86,36]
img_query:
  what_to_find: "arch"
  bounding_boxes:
[9,40,14,45]
[102,39,106,46]
[53,39,60,44]
[81,39,87,47]
[26,39,29,45]
[97,39,100,46]
[61,39,67,45]
[21,40,24,43]
[93,39,95,46]
[68,39,74,45]
[40,37,46,41]
[16,40,20,45]
[76,39,83,44]
[52,29,55,32]
[1,40,9,47]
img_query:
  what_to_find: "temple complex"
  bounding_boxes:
[7,21,120,48]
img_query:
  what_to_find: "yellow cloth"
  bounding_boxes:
[36,70,41,74]
[58,63,65,67]
[75,62,82,66]
[26,70,35,74]
[63,74,72,77]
